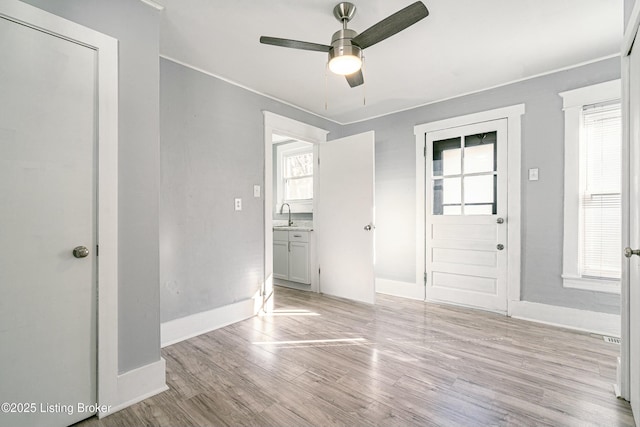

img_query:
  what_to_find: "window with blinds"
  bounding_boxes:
[579,101,621,279]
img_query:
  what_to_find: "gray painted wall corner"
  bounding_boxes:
[159,58,338,324]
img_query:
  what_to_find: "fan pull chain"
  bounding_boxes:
[362,56,366,106]
[325,63,329,110]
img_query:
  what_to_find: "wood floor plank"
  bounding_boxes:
[76,286,634,427]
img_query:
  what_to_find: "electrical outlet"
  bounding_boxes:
[234,198,242,211]
[254,185,261,198]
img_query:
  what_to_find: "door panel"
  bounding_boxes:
[289,242,310,284]
[273,241,289,280]
[628,36,640,422]
[0,16,97,427]
[425,119,508,312]
[317,131,375,304]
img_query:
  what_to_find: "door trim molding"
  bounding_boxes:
[0,0,121,413]
[414,104,525,314]
[263,112,328,310]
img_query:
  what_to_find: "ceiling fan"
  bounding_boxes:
[259,1,429,88]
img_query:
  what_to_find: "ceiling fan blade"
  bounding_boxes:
[260,36,331,53]
[352,1,429,50]
[345,69,364,88]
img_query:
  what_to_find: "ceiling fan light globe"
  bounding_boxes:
[329,55,362,75]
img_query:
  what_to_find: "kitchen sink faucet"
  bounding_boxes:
[280,203,293,226]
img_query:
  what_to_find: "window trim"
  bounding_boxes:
[560,79,621,294]
[275,141,313,213]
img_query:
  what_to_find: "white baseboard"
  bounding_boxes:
[101,358,168,418]
[509,300,621,337]
[375,278,424,300]
[161,296,260,348]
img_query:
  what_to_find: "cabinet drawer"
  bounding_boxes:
[273,230,289,241]
[288,231,309,243]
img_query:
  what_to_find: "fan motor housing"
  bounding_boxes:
[329,28,362,62]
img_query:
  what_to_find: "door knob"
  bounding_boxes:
[73,246,89,258]
[496,217,505,224]
[364,224,375,231]
[497,244,504,250]
[624,247,640,258]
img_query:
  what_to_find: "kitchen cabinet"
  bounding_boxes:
[273,230,310,284]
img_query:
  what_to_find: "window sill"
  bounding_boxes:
[562,274,620,294]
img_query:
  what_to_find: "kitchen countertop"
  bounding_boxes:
[272,225,314,231]
[273,220,313,231]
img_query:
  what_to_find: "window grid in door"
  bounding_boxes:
[432,132,497,215]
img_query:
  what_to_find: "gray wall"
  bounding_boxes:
[160,58,338,322]
[22,0,162,373]
[334,57,621,314]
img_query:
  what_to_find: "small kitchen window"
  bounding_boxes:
[276,141,313,213]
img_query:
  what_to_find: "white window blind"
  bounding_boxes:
[580,101,621,279]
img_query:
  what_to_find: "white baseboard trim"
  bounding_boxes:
[509,300,621,337]
[101,358,168,418]
[375,278,424,300]
[161,296,260,348]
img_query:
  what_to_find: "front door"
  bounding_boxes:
[0,13,97,427]
[425,119,508,312]
[317,131,376,304]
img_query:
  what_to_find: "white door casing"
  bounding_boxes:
[0,0,119,418]
[415,105,524,314]
[263,112,328,302]
[424,119,508,313]
[621,3,640,419]
[316,131,376,305]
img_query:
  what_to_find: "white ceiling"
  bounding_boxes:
[154,0,623,124]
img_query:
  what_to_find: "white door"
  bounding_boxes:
[0,14,97,427]
[317,131,375,304]
[627,31,640,422]
[424,119,508,312]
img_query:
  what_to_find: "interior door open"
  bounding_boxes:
[626,29,640,421]
[424,119,508,313]
[317,131,375,304]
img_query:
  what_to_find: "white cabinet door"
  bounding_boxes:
[289,242,310,284]
[317,131,375,304]
[273,241,289,280]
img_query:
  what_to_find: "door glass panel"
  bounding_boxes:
[433,177,461,215]
[443,148,462,176]
[464,132,496,174]
[464,175,497,214]
[433,137,461,176]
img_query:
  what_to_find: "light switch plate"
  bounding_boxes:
[528,168,539,181]
[234,198,242,211]
[253,185,261,198]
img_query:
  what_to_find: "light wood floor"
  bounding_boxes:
[78,287,634,427]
